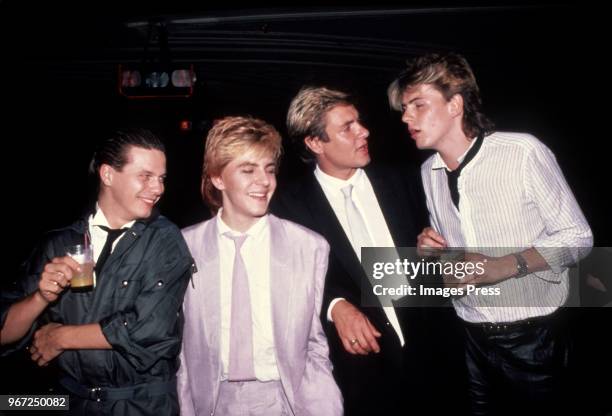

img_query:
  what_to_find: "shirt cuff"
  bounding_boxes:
[327,298,345,322]
[534,246,588,276]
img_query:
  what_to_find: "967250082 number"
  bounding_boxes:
[0,395,69,410]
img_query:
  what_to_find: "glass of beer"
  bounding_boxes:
[66,244,94,292]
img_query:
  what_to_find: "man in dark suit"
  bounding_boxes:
[271,86,438,415]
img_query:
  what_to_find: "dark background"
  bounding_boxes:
[1,2,610,414]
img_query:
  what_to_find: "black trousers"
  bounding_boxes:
[463,312,570,416]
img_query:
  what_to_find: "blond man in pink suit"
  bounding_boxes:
[177,116,342,416]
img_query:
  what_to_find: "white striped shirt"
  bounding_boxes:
[421,132,593,323]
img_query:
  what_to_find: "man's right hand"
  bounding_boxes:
[331,300,381,355]
[417,227,447,256]
[1,256,81,346]
[38,256,79,303]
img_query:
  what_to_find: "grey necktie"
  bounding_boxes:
[224,233,256,381]
[341,184,372,258]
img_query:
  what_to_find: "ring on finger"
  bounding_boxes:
[349,338,359,346]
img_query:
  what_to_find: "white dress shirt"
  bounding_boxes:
[421,132,593,323]
[315,165,405,346]
[88,204,135,286]
[216,212,280,381]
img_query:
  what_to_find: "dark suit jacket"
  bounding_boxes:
[271,163,432,415]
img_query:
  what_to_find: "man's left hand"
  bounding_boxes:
[30,323,64,366]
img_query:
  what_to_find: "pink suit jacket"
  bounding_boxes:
[177,214,343,416]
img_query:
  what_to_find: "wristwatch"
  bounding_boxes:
[512,253,529,278]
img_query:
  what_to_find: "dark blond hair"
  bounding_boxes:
[201,116,282,213]
[286,86,354,163]
[388,52,494,138]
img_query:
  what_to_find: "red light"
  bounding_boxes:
[179,120,192,132]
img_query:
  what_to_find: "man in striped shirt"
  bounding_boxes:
[388,52,592,415]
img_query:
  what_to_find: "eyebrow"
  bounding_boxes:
[141,169,166,176]
[237,162,257,168]
[403,96,423,105]
[341,116,358,128]
[237,161,276,168]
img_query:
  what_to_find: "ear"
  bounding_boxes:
[100,164,113,186]
[304,135,324,155]
[210,175,225,191]
[448,94,464,119]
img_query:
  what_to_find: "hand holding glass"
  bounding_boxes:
[66,244,94,291]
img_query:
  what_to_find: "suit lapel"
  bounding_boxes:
[268,215,296,406]
[302,174,366,288]
[198,220,222,378]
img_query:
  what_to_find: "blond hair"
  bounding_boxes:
[286,86,353,162]
[201,116,282,213]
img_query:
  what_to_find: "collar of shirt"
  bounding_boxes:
[314,164,365,194]
[215,208,269,239]
[89,203,136,231]
[87,203,135,264]
[314,164,380,242]
[431,135,478,171]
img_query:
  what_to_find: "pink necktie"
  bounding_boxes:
[225,233,256,381]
